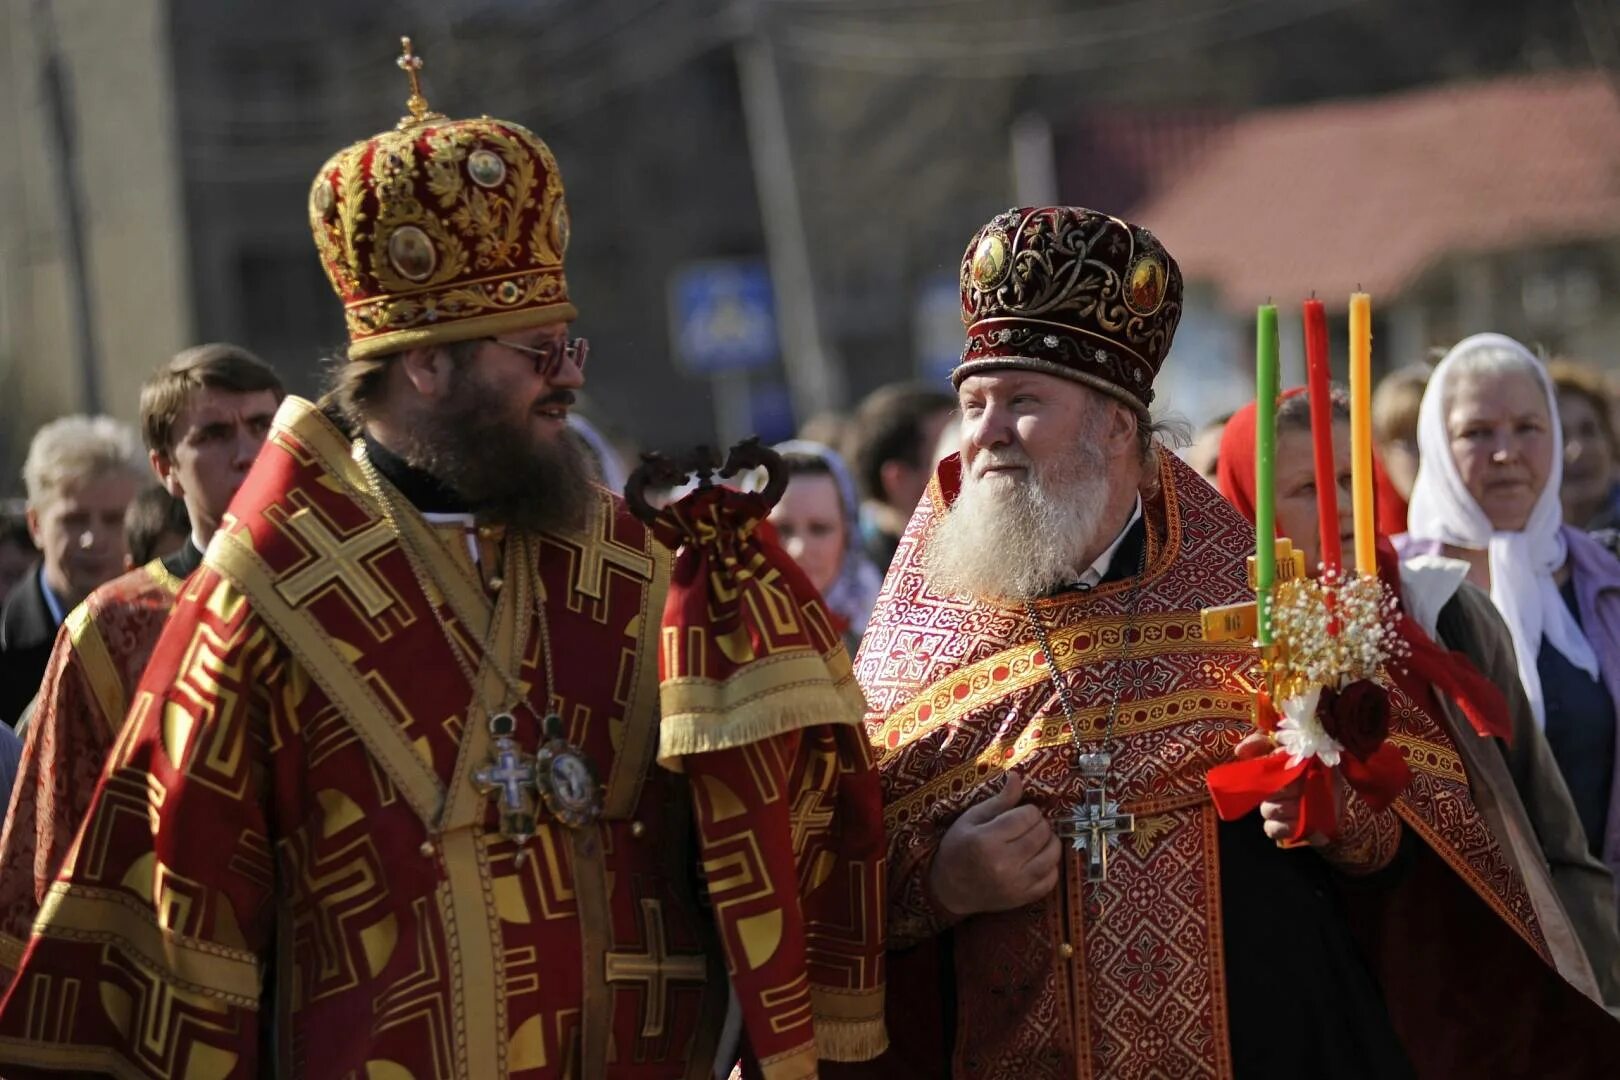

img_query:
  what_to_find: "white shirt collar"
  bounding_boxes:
[1073,496,1144,589]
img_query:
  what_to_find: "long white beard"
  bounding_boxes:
[923,442,1112,603]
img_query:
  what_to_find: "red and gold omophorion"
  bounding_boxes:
[0,397,731,1078]
[0,559,185,984]
[854,453,1590,1079]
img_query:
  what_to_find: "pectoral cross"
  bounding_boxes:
[473,713,538,852]
[1056,752,1135,883]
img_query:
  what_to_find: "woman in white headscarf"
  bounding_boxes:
[1400,333,1620,888]
[768,440,884,652]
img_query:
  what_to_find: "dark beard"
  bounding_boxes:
[397,369,593,534]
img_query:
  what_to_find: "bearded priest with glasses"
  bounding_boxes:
[0,40,887,1080]
[831,207,1620,1080]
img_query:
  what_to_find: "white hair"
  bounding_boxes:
[22,414,144,510]
[1439,340,1548,419]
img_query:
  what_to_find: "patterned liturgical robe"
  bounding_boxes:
[0,397,729,1078]
[0,552,190,985]
[855,453,1611,1080]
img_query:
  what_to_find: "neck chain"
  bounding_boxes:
[1025,527,1148,883]
[357,445,540,713]
[356,444,601,850]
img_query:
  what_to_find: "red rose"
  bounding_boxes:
[1321,681,1391,761]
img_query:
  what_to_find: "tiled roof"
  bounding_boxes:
[1133,71,1620,309]
[1055,107,1234,218]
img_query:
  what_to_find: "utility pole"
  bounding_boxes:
[33,0,103,414]
[734,4,845,424]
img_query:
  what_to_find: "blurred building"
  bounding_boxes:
[0,0,192,479]
[2,0,1611,488]
[1134,71,1620,423]
[0,0,767,494]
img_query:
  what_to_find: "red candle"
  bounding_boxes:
[1303,298,1342,582]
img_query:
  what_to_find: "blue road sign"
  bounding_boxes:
[669,260,780,375]
[914,273,963,386]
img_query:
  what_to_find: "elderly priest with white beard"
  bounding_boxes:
[834,206,1620,1080]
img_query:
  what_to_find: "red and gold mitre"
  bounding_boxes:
[954,205,1183,411]
[308,38,576,360]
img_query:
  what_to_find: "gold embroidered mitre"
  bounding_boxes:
[308,36,575,359]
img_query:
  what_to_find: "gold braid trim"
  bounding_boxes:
[657,650,866,767]
[32,883,261,1007]
[64,602,127,740]
[755,1039,820,1080]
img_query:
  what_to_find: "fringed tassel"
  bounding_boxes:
[813,1016,890,1063]
[658,684,864,765]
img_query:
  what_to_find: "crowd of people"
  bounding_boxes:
[0,39,1619,1080]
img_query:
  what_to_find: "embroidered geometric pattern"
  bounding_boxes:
[0,397,725,1079]
[858,452,1552,1079]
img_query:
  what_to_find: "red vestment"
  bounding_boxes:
[841,453,1619,1079]
[0,560,184,984]
[0,398,732,1078]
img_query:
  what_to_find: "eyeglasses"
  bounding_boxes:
[487,335,590,376]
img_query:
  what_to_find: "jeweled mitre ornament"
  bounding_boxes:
[308,36,576,359]
[954,205,1184,411]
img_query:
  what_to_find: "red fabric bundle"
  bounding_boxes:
[649,485,888,1077]
[1206,704,1413,842]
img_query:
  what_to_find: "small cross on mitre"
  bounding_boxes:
[395,35,446,128]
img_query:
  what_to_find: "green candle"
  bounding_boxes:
[1254,304,1279,645]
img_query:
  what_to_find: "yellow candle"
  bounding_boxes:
[1348,292,1376,576]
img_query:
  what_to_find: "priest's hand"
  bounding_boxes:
[1258,775,1346,847]
[928,772,1061,917]
[1235,733,1344,847]
[1232,731,1273,761]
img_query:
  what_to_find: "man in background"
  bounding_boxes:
[0,509,35,609]
[848,382,955,572]
[0,417,142,726]
[0,344,282,983]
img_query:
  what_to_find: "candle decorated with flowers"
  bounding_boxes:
[1255,304,1280,644]
[1348,292,1376,576]
[1303,297,1342,582]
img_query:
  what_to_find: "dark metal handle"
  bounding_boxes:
[624,438,786,525]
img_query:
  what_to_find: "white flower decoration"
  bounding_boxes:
[1273,688,1342,768]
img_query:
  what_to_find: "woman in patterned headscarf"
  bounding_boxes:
[769,440,884,651]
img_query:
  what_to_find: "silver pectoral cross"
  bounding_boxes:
[1056,751,1135,883]
[472,713,539,855]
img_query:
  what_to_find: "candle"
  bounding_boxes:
[1303,298,1342,581]
[1255,305,1279,645]
[1348,292,1376,577]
